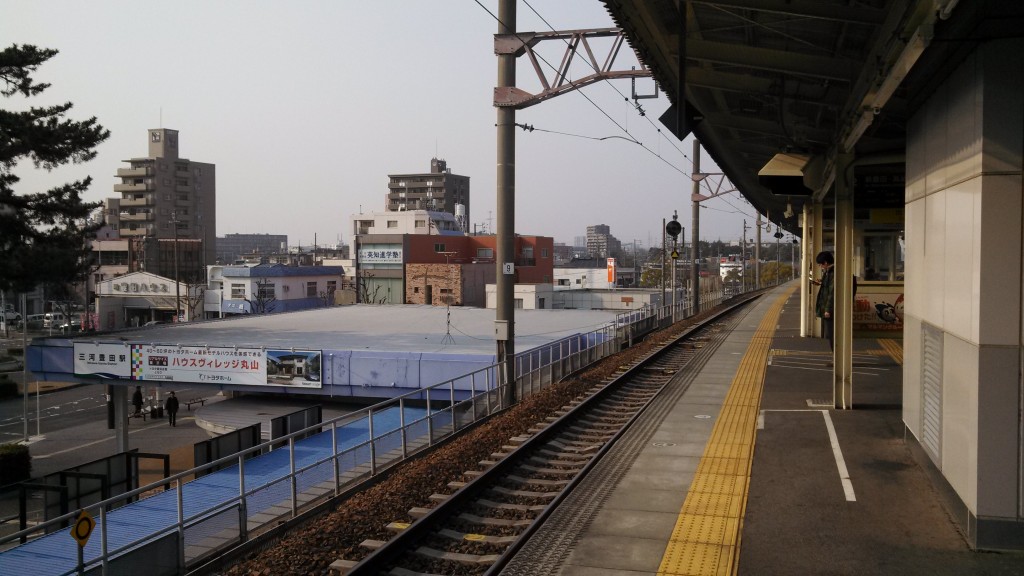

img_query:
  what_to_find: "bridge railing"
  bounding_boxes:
[1,307,669,574]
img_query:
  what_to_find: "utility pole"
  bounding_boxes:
[495,0,516,407]
[690,139,701,313]
[755,213,762,289]
[661,218,666,306]
[742,220,749,293]
[170,210,181,322]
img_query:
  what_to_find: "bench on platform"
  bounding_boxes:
[131,406,152,420]
[186,397,206,411]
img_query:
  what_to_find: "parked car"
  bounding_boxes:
[25,314,46,330]
[43,312,66,329]
[58,318,83,334]
[1,305,21,326]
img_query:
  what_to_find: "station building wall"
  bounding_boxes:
[903,37,1023,548]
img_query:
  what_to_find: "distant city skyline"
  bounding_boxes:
[3,1,756,251]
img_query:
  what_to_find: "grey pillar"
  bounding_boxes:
[812,200,824,338]
[834,154,854,409]
[496,0,516,407]
[755,213,762,290]
[112,385,130,452]
[690,139,700,313]
[800,203,812,337]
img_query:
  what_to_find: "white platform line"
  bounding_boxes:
[761,409,857,501]
[821,410,856,501]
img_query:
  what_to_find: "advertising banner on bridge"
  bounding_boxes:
[74,343,322,388]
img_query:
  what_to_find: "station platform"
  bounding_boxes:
[503,283,1022,576]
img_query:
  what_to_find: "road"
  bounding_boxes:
[0,383,219,543]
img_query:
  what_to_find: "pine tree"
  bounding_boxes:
[0,44,110,294]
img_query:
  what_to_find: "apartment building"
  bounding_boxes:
[386,158,470,231]
[216,233,288,264]
[112,128,216,269]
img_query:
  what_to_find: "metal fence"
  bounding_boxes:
[0,298,713,575]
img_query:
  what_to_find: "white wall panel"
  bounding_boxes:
[980,40,1024,174]
[976,345,1021,517]
[941,332,979,511]
[943,53,983,186]
[978,174,1023,346]
[902,314,923,436]
[942,182,978,342]
[924,79,951,193]
[924,191,947,327]
[906,113,927,202]
[904,200,926,319]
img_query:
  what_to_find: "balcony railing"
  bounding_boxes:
[113,183,152,193]
[117,210,153,222]
[119,225,154,236]
[119,196,154,207]
[115,167,152,178]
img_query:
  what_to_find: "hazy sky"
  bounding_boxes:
[3,1,761,251]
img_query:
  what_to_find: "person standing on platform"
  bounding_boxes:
[165,391,179,427]
[131,385,143,417]
[813,251,835,351]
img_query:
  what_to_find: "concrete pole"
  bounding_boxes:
[496,0,516,407]
[21,293,28,442]
[661,218,666,309]
[834,154,855,409]
[800,203,811,337]
[755,213,762,289]
[113,385,130,452]
[690,139,701,314]
[742,220,748,293]
[812,200,824,337]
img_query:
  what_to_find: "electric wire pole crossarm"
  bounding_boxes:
[493,28,652,109]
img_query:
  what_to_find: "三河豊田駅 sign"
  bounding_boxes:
[73,343,322,388]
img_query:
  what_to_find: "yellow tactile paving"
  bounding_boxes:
[696,457,747,476]
[877,338,903,365]
[657,287,794,576]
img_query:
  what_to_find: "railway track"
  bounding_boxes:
[340,296,755,576]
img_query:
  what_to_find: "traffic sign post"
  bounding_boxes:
[71,508,95,574]
[665,212,682,318]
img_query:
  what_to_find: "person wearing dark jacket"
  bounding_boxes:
[165,391,180,426]
[131,386,143,417]
[813,251,835,351]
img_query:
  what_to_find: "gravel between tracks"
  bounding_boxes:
[221,310,717,576]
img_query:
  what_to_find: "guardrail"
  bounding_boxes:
[1,303,664,575]
[0,283,767,574]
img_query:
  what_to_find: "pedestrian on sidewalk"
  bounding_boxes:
[813,251,835,351]
[132,385,143,417]
[165,391,179,426]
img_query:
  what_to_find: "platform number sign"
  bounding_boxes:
[503,263,514,275]
[71,508,95,547]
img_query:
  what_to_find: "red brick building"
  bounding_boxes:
[356,233,553,306]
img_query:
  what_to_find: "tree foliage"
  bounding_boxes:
[245,277,277,314]
[0,44,110,293]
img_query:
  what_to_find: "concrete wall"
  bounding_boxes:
[903,38,1023,546]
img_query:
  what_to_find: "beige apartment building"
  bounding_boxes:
[109,128,216,268]
[386,158,470,232]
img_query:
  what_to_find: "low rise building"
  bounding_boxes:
[205,263,345,317]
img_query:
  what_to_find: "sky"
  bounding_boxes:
[2,1,760,252]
